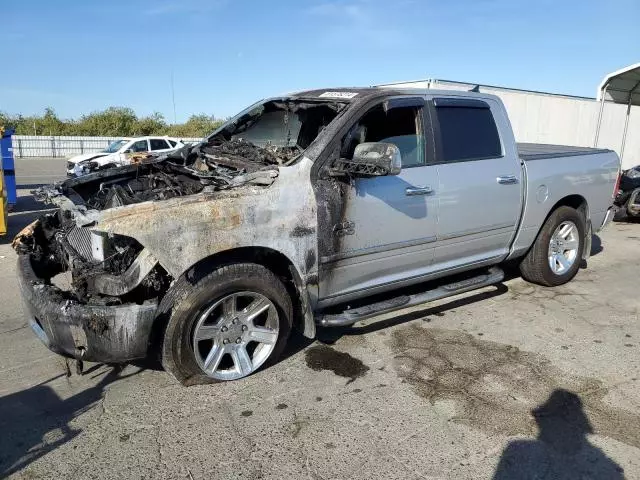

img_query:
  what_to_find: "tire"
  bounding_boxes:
[160,263,292,385]
[519,206,585,287]
[613,201,628,221]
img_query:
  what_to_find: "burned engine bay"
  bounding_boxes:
[74,138,292,211]
[41,98,341,211]
[15,99,341,306]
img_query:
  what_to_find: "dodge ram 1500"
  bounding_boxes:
[14,87,620,383]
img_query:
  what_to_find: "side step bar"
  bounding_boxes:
[316,267,504,328]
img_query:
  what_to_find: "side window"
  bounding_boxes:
[150,138,170,150]
[341,104,425,168]
[130,140,149,152]
[434,99,502,162]
[168,140,177,147]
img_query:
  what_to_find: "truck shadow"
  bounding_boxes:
[318,234,605,344]
[614,216,640,224]
[1,191,55,245]
[0,365,142,477]
[590,234,603,256]
[317,283,510,344]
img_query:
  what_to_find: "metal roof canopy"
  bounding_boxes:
[594,63,640,161]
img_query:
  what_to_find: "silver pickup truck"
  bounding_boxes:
[14,87,620,384]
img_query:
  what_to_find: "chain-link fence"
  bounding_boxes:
[12,136,202,158]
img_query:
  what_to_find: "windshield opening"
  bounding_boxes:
[205,100,343,165]
[102,140,127,153]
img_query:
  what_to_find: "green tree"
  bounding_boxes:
[167,114,223,138]
[136,112,168,135]
[0,107,224,137]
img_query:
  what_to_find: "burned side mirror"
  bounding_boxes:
[331,142,402,177]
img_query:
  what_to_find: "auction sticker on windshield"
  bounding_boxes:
[318,91,358,99]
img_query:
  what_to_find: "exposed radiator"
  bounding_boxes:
[66,227,94,262]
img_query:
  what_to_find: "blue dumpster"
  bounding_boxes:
[1,127,17,209]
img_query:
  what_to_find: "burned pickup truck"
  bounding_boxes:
[14,87,620,384]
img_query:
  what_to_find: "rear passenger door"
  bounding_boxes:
[431,97,522,271]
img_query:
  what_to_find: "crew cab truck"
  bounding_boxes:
[14,88,619,384]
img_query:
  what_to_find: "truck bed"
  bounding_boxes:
[517,143,611,161]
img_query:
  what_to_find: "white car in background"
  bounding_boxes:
[66,136,184,177]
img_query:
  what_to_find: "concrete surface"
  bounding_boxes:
[1,160,639,479]
[13,157,68,187]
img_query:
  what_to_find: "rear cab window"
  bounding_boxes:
[432,98,502,163]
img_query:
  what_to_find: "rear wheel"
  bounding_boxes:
[161,263,292,384]
[519,206,585,286]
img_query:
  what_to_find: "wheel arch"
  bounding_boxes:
[521,194,591,262]
[510,194,591,263]
[546,195,591,260]
[177,246,315,340]
[549,194,589,219]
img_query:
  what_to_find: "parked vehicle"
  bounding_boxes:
[14,87,619,383]
[614,165,640,220]
[66,136,184,177]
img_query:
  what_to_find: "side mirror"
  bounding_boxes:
[331,142,402,177]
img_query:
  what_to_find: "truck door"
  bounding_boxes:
[430,97,522,270]
[318,97,439,303]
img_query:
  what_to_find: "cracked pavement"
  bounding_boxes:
[1,159,639,479]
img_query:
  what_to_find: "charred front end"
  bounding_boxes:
[13,94,345,364]
[13,140,292,362]
[14,209,171,362]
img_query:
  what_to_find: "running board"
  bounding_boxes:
[316,267,504,327]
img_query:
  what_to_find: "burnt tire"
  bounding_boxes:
[160,263,292,385]
[519,206,585,287]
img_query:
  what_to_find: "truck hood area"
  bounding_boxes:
[35,139,288,223]
[37,97,344,222]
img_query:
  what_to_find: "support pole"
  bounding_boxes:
[620,80,640,163]
[620,96,632,161]
[594,84,608,147]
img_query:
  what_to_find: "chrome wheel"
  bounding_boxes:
[192,291,279,381]
[548,221,579,275]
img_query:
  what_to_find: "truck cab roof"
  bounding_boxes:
[289,86,503,104]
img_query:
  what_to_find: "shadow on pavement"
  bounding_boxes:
[1,193,54,245]
[317,283,510,344]
[0,365,143,477]
[493,389,625,479]
[591,234,603,256]
[614,216,640,224]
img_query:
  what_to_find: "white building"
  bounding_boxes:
[379,64,639,169]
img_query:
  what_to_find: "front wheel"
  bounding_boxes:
[161,263,292,384]
[519,206,585,286]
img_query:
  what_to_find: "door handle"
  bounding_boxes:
[497,175,519,185]
[405,186,434,196]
